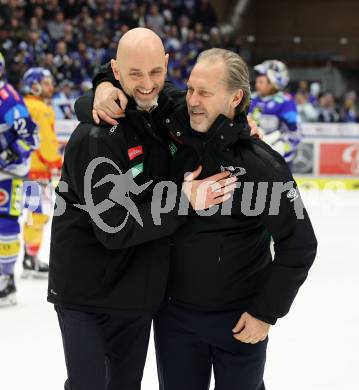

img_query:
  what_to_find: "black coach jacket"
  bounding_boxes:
[47,91,187,314]
[163,107,317,324]
[86,65,317,324]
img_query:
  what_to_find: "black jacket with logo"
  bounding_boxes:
[47,91,188,315]
[82,64,317,324]
[163,107,317,324]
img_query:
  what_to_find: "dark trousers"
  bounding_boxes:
[55,306,152,390]
[154,303,268,390]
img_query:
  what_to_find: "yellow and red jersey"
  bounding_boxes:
[24,95,62,180]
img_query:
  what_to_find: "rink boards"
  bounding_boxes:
[55,120,359,190]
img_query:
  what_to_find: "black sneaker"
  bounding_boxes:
[0,274,17,307]
[22,253,49,279]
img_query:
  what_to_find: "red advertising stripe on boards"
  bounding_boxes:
[128,145,143,161]
[319,143,359,175]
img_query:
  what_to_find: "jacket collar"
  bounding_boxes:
[165,106,251,150]
[76,88,174,140]
[120,90,174,145]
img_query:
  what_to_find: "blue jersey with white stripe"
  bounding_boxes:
[249,91,300,162]
[0,82,38,175]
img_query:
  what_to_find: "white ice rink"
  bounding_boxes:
[1,189,358,390]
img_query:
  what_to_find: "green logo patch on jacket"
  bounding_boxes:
[169,141,178,156]
[131,162,144,178]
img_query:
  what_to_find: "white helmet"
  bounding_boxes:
[23,67,53,95]
[254,60,289,90]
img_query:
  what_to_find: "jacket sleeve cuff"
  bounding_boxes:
[93,62,119,90]
[247,310,277,325]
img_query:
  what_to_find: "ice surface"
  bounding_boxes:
[1,190,358,390]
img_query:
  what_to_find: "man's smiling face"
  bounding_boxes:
[186,59,239,133]
[118,50,167,110]
[111,29,168,111]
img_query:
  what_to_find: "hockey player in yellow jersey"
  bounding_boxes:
[22,68,62,278]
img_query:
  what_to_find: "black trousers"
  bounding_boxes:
[154,303,268,390]
[55,305,152,390]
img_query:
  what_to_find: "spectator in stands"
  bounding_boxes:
[62,0,85,20]
[296,80,320,107]
[317,92,339,123]
[209,27,223,47]
[47,10,66,41]
[134,3,147,28]
[32,6,46,27]
[9,17,25,42]
[53,80,76,119]
[168,65,187,90]
[63,23,78,52]
[146,4,165,35]
[295,91,318,122]
[178,15,190,41]
[69,42,94,85]
[340,91,358,123]
[16,42,33,67]
[8,0,357,126]
[297,80,308,93]
[27,30,49,66]
[195,0,217,28]
[53,40,74,83]
[91,15,110,40]
[164,25,182,52]
[73,5,94,31]
[1,0,234,95]
[309,82,321,107]
[40,52,60,82]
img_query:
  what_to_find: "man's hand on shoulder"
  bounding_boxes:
[232,312,271,344]
[92,82,128,125]
[247,115,264,140]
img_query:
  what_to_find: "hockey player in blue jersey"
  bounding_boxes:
[249,60,300,166]
[0,52,39,306]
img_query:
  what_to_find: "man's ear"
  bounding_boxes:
[111,59,121,81]
[231,89,244,109]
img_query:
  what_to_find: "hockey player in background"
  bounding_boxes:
[0,53,39,306]
[22,68,62,279]
[249,60,300,166]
